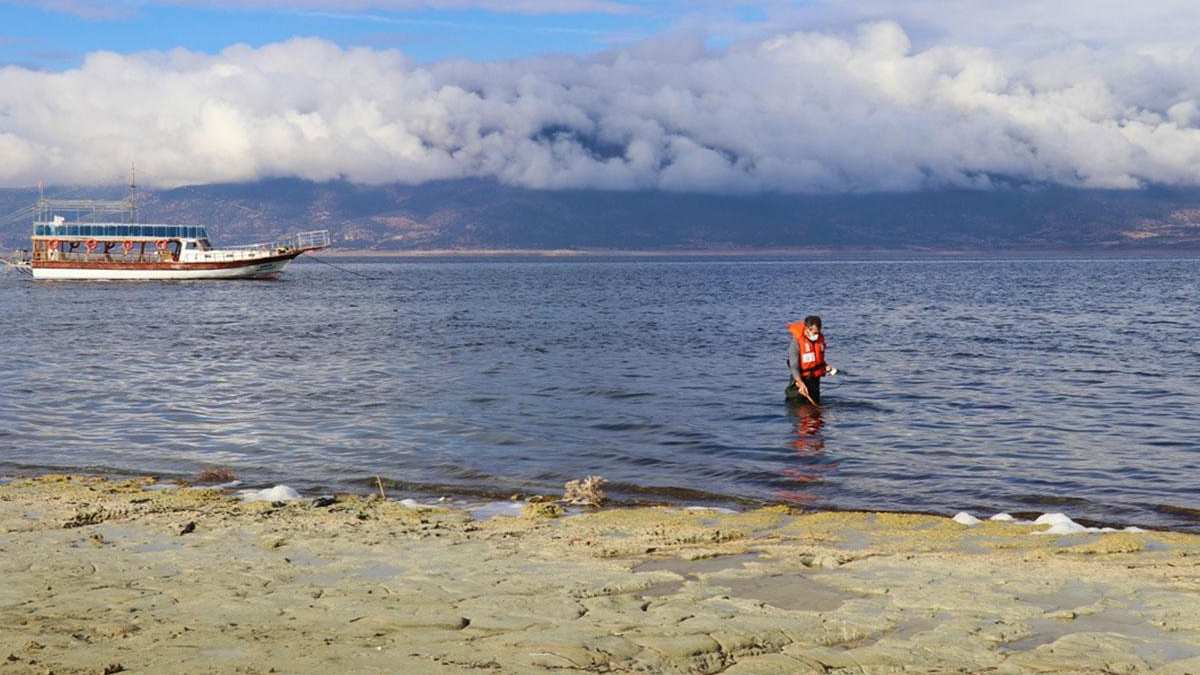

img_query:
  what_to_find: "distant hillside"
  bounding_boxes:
[3,179,1200,251]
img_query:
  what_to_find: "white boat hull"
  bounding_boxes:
[31,255,297,281]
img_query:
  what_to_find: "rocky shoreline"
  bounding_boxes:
[2,475,1199,674]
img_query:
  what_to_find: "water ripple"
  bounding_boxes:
[1,256,1198,531]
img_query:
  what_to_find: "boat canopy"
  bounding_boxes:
[33,223,209,240]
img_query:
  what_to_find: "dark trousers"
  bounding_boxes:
[785,376,821,404]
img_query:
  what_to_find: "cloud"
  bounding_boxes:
[2,20,1200,192]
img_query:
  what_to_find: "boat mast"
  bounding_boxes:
[128,163,138,224]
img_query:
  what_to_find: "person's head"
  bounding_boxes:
[803,315,822,340]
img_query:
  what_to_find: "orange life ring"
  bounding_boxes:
[155,239,168,251]
[85,239,98,252]
[122,240,134,253]
[47,239,60,250]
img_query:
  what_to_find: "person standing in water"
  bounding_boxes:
[786,315,837,405]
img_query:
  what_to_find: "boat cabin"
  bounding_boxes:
[33,220,212,263]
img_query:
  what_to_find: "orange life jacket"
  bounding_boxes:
[787,322,826,378]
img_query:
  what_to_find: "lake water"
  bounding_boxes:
[2,255,1198,531]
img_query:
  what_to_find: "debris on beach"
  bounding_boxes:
[194,467,237,484]
[522,502,565,519]
[63,508,108,529]
[562,475,607,507]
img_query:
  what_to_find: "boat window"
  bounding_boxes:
[199,228,208,239]
[68,225,79,236]
[35,225,45,236]
[185,241,197,250]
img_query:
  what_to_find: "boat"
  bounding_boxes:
[5,189,330,281]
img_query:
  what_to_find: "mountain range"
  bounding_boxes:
[3,179,1200,252]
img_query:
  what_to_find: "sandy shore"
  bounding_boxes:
[2,476,1199,674]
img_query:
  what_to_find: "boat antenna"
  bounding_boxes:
[128,163,138,223]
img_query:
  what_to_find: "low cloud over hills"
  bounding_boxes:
[3,179,1199,251]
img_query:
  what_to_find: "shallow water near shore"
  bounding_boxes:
[1,254,1198,530]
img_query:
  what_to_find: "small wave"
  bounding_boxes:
[821,399,891,412]
[1150,503,1200,521]
[590,421,663,432]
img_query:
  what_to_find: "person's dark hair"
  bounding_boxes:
[803,315,822,329]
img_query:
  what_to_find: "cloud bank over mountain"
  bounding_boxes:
[3,4,1200,192]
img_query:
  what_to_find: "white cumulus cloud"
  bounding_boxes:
[3,17,1200,191]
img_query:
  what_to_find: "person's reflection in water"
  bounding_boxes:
[790,403,825,452]
[777,401,837,504]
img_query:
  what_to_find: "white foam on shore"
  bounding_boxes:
[952,512,982,525]
[467,501,524,520]
[145,481,178,491]
[401,498,448,510]
[952,510,1146,535]
[685,505,737,514]
[240,485,302,502]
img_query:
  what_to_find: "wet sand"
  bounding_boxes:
[2,475,1199,674]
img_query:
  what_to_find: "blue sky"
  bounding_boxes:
[0,1,762,68]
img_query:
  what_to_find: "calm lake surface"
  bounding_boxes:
[2,255,1198,530]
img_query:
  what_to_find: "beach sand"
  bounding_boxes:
[2,475,1199,674]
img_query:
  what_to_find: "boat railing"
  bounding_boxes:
[3,251,33,275]
[224,230,331,253]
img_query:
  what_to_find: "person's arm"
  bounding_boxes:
[788,340,817,404]
[788,339,802,383]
